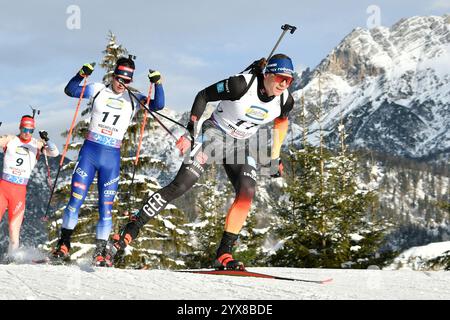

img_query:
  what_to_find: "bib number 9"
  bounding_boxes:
[16,158,24,166]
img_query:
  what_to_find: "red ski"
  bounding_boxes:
[178,269,333,284]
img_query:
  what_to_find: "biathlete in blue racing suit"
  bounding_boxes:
[53,57,165,266]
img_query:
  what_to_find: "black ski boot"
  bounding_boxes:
[106,231,133,265]
[92,239,109,267]
[213,231,245,271]
[51,228,73,263]
[103,241,118,267]
[107,216,141,265]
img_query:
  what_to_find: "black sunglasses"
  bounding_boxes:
[114,76,132,85]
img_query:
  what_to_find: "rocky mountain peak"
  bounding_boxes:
[293,15,450,162]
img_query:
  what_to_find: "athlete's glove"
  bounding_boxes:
[148,69,162,84]
[176,117,197,156]
[251,57,267,75]
[79,62,95,77]
[176,135,192,156]
[39,130,49,142]
[270,158,284,178]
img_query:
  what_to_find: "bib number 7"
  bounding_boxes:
[102,112,121,125]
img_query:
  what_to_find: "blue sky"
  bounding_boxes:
[0,0,449,150]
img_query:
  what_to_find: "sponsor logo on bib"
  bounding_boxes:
[245,106,269,121]
[15,146,29,156]
[101,129,113,136]
[106,98,124,110]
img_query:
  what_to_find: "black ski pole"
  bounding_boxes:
[126,82,153,214]
[43,148,52,189]
[247,24,297,88]
[152,110,186,130]
[27,106,52,189]
[267,24,297,62]
[30,107,53,191]
[29,105,41,119]
[39,135,53,190]
[118,79,181,141]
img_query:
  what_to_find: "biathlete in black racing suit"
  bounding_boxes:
[109,54,295,270]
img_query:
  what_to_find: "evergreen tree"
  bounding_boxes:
[269,82,395,268]
[426,249,450,271]
[99,30,129,84]
[269,144,391,268]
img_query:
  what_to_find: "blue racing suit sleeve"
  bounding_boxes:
[64,73,97,99]
[150,83,165,111]
[135,83,165,111]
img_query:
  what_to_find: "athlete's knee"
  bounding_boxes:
[62,206,79,229]
[236,178,256,200]
[161,162,202,199]
[160,179,192,201]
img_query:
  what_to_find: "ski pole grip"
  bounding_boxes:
[281,24,297,34]
[267,24,298,61]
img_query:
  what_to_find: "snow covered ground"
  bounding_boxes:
[386,241,450,271]
[0,263,448,300]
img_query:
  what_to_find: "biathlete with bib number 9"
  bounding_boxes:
[0,116,59,260]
